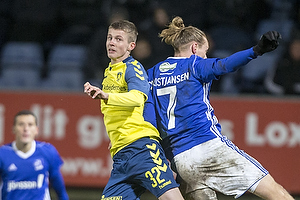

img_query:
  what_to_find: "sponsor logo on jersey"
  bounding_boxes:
[159,62,177,72]
[8,163,17,171]
[102,84,127,92]
[7,181,37,192]
[7,174,44,192]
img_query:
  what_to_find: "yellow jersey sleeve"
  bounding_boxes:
[107,90,145,107]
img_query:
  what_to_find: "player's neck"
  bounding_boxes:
[174,51,192,58]
[110,53,131,65]
[15,141,33,153]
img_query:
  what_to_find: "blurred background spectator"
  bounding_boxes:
[131,33,155,70]
[0,0,299,96]
[138,4,173,69]
[265,29,300,96]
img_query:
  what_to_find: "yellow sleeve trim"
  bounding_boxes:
[107,90,146,107]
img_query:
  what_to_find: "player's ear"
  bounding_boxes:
[128,42,136,51]
[191,42,197,54]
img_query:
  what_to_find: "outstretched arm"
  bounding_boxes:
[197,31,282,81]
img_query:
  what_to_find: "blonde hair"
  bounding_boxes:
[159,16,207,53]
[109,20,138,43]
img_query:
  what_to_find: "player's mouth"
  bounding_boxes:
[108,48,116,54]
[22,133,30,138]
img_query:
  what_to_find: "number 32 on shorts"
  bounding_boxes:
[145,143,168,188]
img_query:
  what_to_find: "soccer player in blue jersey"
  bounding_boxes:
[83,20,184,200]
[0,110,68,200]
[144,16,294,200]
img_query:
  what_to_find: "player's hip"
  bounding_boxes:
[173,138,268,197]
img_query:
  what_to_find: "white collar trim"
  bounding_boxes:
[12,140,36,159]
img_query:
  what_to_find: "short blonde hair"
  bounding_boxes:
[109,20,138,43]
[159,16,207,53]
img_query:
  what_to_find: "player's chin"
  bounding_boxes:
[107,50,114,56]
[20,138,34,144]
[108,51,120,58]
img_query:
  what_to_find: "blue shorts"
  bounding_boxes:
[101,137,179,200]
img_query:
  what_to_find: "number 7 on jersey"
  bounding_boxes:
[157,85,177,130]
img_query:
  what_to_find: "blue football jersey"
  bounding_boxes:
[0,141,64,200]
[145,48,257,160]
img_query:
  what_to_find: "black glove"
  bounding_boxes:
[253,31,282,56]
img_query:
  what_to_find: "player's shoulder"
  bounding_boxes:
[35,141,61,161]
[123,56,135,63]
[124,56,148,81]
[0,144,14,160]
[0,143,13,152]
[36,141,56,151]
[124,56,144,69]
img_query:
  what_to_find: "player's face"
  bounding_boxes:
[106,28,136,64]
[13,115,38,145]
[196,38,209,59]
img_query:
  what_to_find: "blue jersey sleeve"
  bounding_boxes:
[192,48,257,82]
[143,90,157,128]
[125,58,150,95]
[50,169,69,200]
[0,144,12,174]
[40,143,63,171]
[40,143,68,200]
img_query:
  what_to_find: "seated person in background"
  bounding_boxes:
[266,32,300,95]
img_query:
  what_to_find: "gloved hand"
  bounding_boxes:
[253,31,282,56]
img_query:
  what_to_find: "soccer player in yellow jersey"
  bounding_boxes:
[84,20,184,200]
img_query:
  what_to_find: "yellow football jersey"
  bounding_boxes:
[101,56,161,157]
